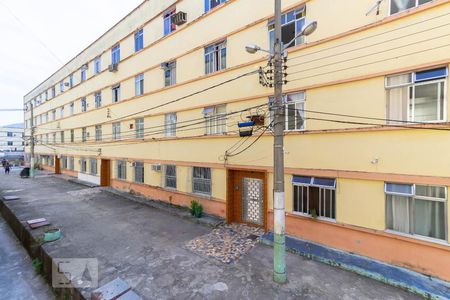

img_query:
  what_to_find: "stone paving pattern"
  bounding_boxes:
[0,169,422,299]
[186,224,264,264]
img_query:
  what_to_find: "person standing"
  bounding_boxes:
[5,161,10,175]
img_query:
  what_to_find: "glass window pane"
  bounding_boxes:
[415,67,447,82]
[387,87,408,123]
[415,185,446,199]
[386,195,412,234]
[385,183,413,195]
[313,177,336,188]
[386,73,412,87]
[390,0,415,14]
[292,176,312,184]
[413,82,440,121]
[414,199,445,240]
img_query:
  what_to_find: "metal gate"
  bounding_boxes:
[241,177,264,226]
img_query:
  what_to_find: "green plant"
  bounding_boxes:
[310,208,318,219]
[190,200,203,218]
[32,257,43,274]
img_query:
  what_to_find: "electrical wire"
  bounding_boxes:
[287,42,450,82]
[286,11,450,62]
[36,103,268,144]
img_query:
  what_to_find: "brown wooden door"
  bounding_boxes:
[100,159,111,186]
[54,156,61,174]
[228,170,266,228]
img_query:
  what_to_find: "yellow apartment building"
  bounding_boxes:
[24,0,450,282]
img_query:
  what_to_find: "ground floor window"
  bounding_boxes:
[292,176,336,220]
[90,159,97,175]
[80,158,87,173]
[134,162,144,183]
[61,156,67,169]
[385,183,447,241]
[117,160,127,180]
[69,157,74,170]
[165,165,176,189]
[192,167,211,195]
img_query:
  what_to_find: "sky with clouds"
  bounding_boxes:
[0,0,143,127]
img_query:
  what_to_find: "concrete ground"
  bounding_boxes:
[0,169,422,300]
[0,215,54,299]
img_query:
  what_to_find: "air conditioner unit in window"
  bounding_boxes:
[171,11,187,26]
[151,164,161,172]
[64,82,70,87]
[108,63,118,72]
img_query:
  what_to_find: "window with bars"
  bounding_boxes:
[134,162,144,183]
[90,159,97,175]
[205,41,226,74]
[386,67,447,123]
[135,118,144,139]
[268,7,306,51]
[117,160,127,180]
[164,113,177,136]
[269,92,305,131]
[95,125,102,141]
[292,176,336,220]
[385,183,447,241]
[165,165,176,189]
[112,122,121,140]
[204,105,226,135]
[192,167,211,195]
[135,74,144,96]
[95,92,102,108]
[389,0,432,15]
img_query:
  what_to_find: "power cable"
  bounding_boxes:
[287,11,450,62]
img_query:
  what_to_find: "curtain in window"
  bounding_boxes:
[414,199,445,240]
[387,87,408,124]
[386,195,411,234]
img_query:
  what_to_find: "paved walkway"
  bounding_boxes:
[0,169,421,299]
[0,215,54,299]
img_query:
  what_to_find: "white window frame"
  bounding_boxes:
[164,165,177,189]
[133,161,145,183]
[204,105,226,135]
[385,183,448,243]
[192,167,212,196]
[112,122,121,140]
[268,6,306,51]
[135,74,144,96]
[386,68,447,123]
[95,125,102,142]
[135,118,144,139]
[270,92,306,131]
[205,41,226,74]
[388,0,432,15]
[164,113,177,137]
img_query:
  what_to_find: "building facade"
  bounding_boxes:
[24,0,450,282]
[0,124,24,153]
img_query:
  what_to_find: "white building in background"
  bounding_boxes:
[0,123,24,153]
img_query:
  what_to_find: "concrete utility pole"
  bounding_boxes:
[272,0,287,284]
[29,103,35,178]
